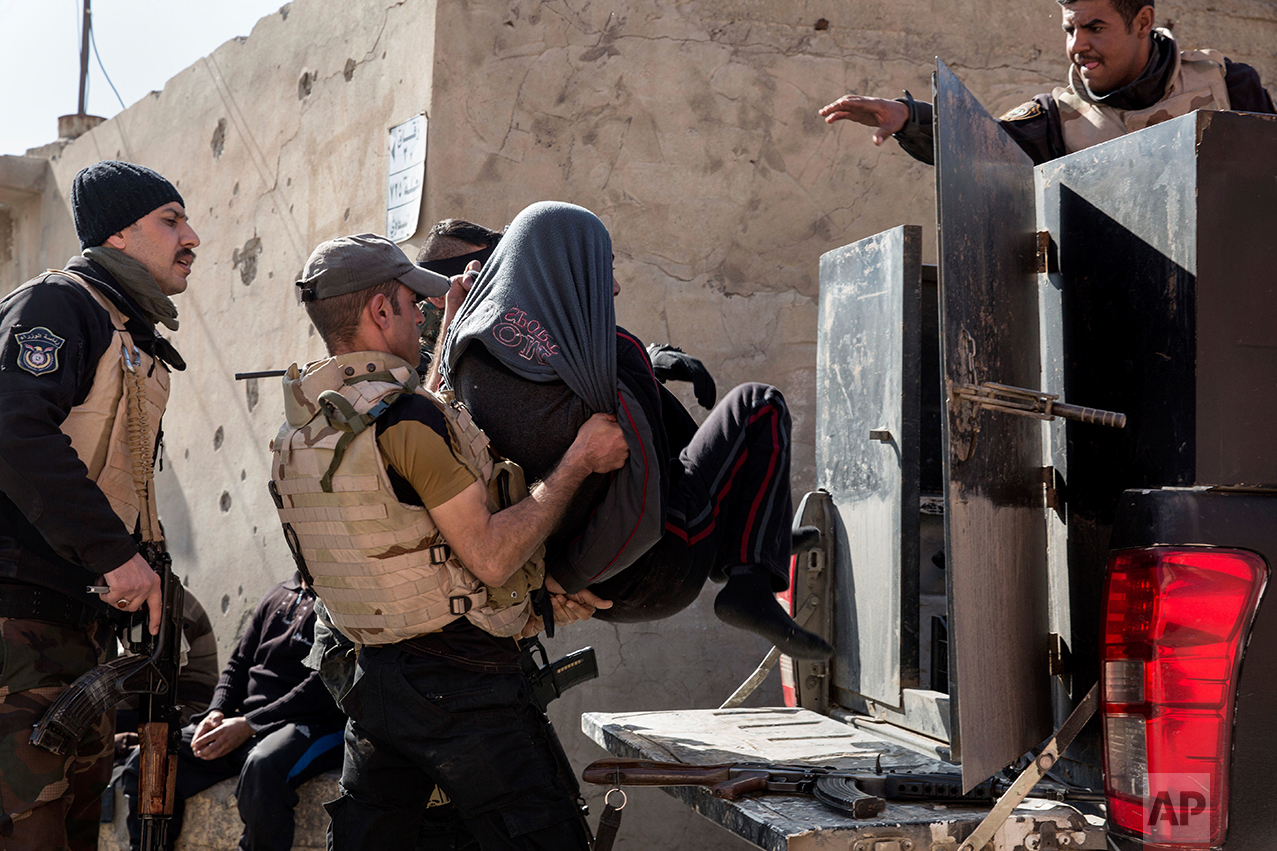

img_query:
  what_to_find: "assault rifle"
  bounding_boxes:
[520,638,601,842]
[31,542,185,850]
[521,640,598,714]
[582,758,1103,818]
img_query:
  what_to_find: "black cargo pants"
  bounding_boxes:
[592,382,794,621]
[326,644,588,851]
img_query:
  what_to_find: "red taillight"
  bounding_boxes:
[1102,547,1268,849]
[779,553,798,707]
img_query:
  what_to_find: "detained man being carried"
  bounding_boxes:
[439,201,833,660]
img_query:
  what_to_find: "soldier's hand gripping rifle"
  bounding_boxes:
[582,758,1103,818]
[30,542,186,850]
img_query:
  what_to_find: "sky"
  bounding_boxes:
[0,0,287,156]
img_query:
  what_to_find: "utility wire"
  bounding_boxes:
[89,18,126,111]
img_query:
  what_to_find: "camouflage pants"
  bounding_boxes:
[0,618,112,851]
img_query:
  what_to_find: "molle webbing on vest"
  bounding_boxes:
[121,344,159,541]
[270,354,542,645]
[1054,33,1229,154]
[30,270,169,539]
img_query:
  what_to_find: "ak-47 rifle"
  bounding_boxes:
[520,638,600,841]
[31,542,186,850]
[582,758,1103,818]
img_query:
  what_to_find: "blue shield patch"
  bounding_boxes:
[15,327,65,376]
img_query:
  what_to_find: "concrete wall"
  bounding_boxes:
[3,1,1275,848]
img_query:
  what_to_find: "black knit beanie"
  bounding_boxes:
[71,161,185,249]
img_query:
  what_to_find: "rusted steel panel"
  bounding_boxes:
[817,225,922,709]
[934,60,1052,788]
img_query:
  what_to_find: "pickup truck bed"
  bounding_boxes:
[582,707,1104,850]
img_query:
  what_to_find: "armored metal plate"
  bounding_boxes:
[817,225,922,709]
[1036,113,1202,765]
[1192,111,1277,487]
[1035,111,1277,785]
[935,60,1052,787]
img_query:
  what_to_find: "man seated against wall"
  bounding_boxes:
[122,572,344,851]
[437,201,832,659]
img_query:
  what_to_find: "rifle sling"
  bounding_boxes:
[0,582,104,628]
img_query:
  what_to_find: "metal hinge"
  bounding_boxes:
[1036,231,1055,274]
[1048,633,1072,677]
[1041,466,1066,515]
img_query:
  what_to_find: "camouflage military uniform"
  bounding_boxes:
[0,619,113,851]
[0,260,172,850]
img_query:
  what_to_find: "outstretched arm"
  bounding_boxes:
[818,94,910,144]
[820,91,938,165]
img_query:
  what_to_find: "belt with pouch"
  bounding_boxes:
[0,581,106,628]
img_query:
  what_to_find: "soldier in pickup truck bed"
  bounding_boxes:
[818,0,1275,165]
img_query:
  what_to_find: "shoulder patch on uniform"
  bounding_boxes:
[14,327,65,376]
[1000,101,1045,122]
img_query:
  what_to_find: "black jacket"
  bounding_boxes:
[0,257,180,602]
[206,574,344,734]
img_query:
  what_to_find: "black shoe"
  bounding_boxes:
[714,570,833,660]
[792,525,821,553]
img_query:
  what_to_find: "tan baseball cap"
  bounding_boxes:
[297,233,450,302]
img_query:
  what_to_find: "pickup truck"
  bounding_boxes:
[583,62,1277,851]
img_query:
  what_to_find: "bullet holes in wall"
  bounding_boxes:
[232,236,263,286]
[211,118,227,160]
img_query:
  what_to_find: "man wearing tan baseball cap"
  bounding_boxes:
[296,233,451,304]
[271,232,628,849]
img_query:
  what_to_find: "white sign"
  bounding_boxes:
[386,113,428,243]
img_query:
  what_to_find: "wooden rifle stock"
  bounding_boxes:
[137,721,177,817]
[132,544,184,851]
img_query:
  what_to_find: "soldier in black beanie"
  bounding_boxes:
[0,160,197,851]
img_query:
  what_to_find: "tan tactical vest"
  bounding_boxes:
[1054,31,1230,154]
[269,352,543,645]
[14,271,169,541]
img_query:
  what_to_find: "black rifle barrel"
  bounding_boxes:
[235,369,287,381]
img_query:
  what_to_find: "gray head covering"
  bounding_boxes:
[440,201,617,414]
